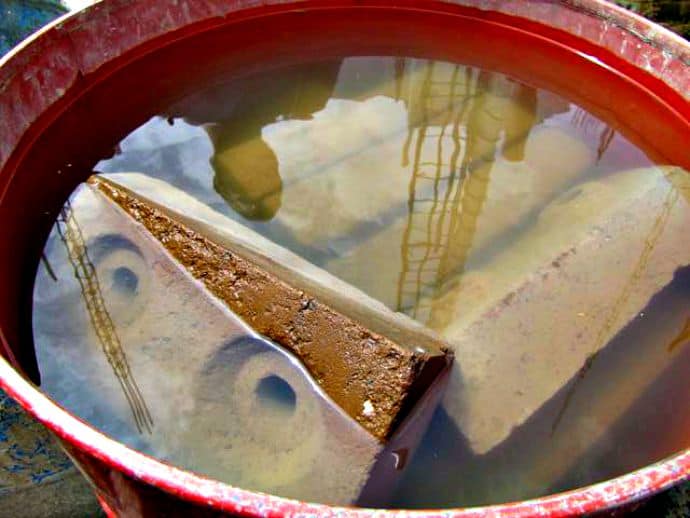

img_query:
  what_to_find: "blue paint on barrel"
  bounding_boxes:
[0,390,73,493]
[0,0,67,55]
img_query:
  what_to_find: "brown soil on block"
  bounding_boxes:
[90,176,452,440]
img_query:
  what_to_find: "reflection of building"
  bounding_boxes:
[98,56,605,328]
[395,61,474,322]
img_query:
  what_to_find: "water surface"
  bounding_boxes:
[34,55,690,507]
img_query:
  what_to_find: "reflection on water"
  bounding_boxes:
[668,317,690,352]
[551,174,681,433]
[55,201,153,434]
[35,56,690,508]
[214,62,340,221]
[34,184,384,504]
[398,67,539,324]
[98,57,642,322]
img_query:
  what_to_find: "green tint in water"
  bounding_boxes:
[35,56,690,508]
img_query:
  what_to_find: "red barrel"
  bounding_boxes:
[1,1,689,516]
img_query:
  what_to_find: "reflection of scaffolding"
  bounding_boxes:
[57,202,153,434]
[396,64,495,326]
[396,62,470,323]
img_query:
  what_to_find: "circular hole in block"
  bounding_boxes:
[255,374,297,417]
[111,266,139,295]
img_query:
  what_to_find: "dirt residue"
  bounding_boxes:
[90,176,451,440]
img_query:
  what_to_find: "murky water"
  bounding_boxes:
[33,56,690,507]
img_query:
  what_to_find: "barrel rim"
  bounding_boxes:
[1,0,689,516]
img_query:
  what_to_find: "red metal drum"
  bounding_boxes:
[1,1,689,516]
